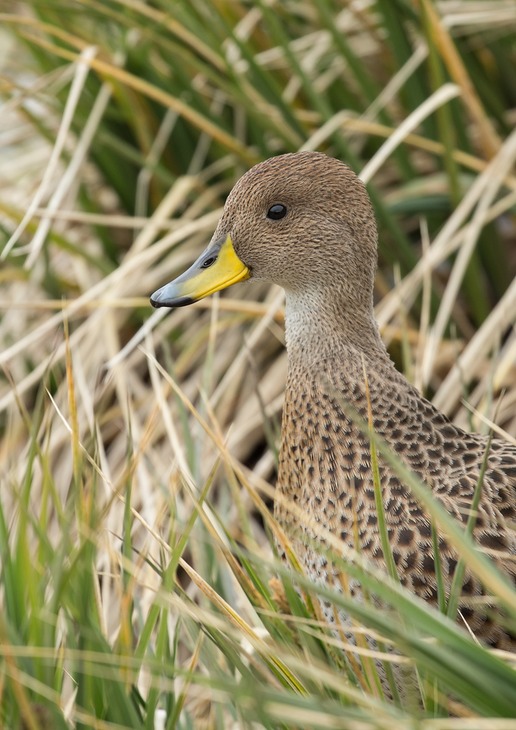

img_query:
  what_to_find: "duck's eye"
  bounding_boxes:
[201,256,216,268]
[267,204,287,220]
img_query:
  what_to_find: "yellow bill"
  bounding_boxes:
[150,234,250,308]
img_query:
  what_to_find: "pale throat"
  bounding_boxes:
[284,286,387,366]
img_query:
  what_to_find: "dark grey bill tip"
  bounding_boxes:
[150,295,195,309]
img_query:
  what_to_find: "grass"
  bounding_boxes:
[1,0,516,727]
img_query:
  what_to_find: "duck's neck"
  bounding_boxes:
[284,288,390,370]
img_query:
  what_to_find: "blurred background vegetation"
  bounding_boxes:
[1,1,515,728]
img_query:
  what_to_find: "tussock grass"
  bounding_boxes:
[1,1,515,727]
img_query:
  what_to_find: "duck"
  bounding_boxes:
[151,151,516,649]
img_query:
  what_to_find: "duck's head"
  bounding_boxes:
[150,151,378,311]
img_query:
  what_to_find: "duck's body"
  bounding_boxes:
[151,151,516,648]
[279,334,516,648]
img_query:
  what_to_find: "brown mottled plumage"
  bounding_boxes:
[151,151,516,648]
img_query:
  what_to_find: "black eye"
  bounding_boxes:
[267,204,287,220]
[201,256,216,268]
